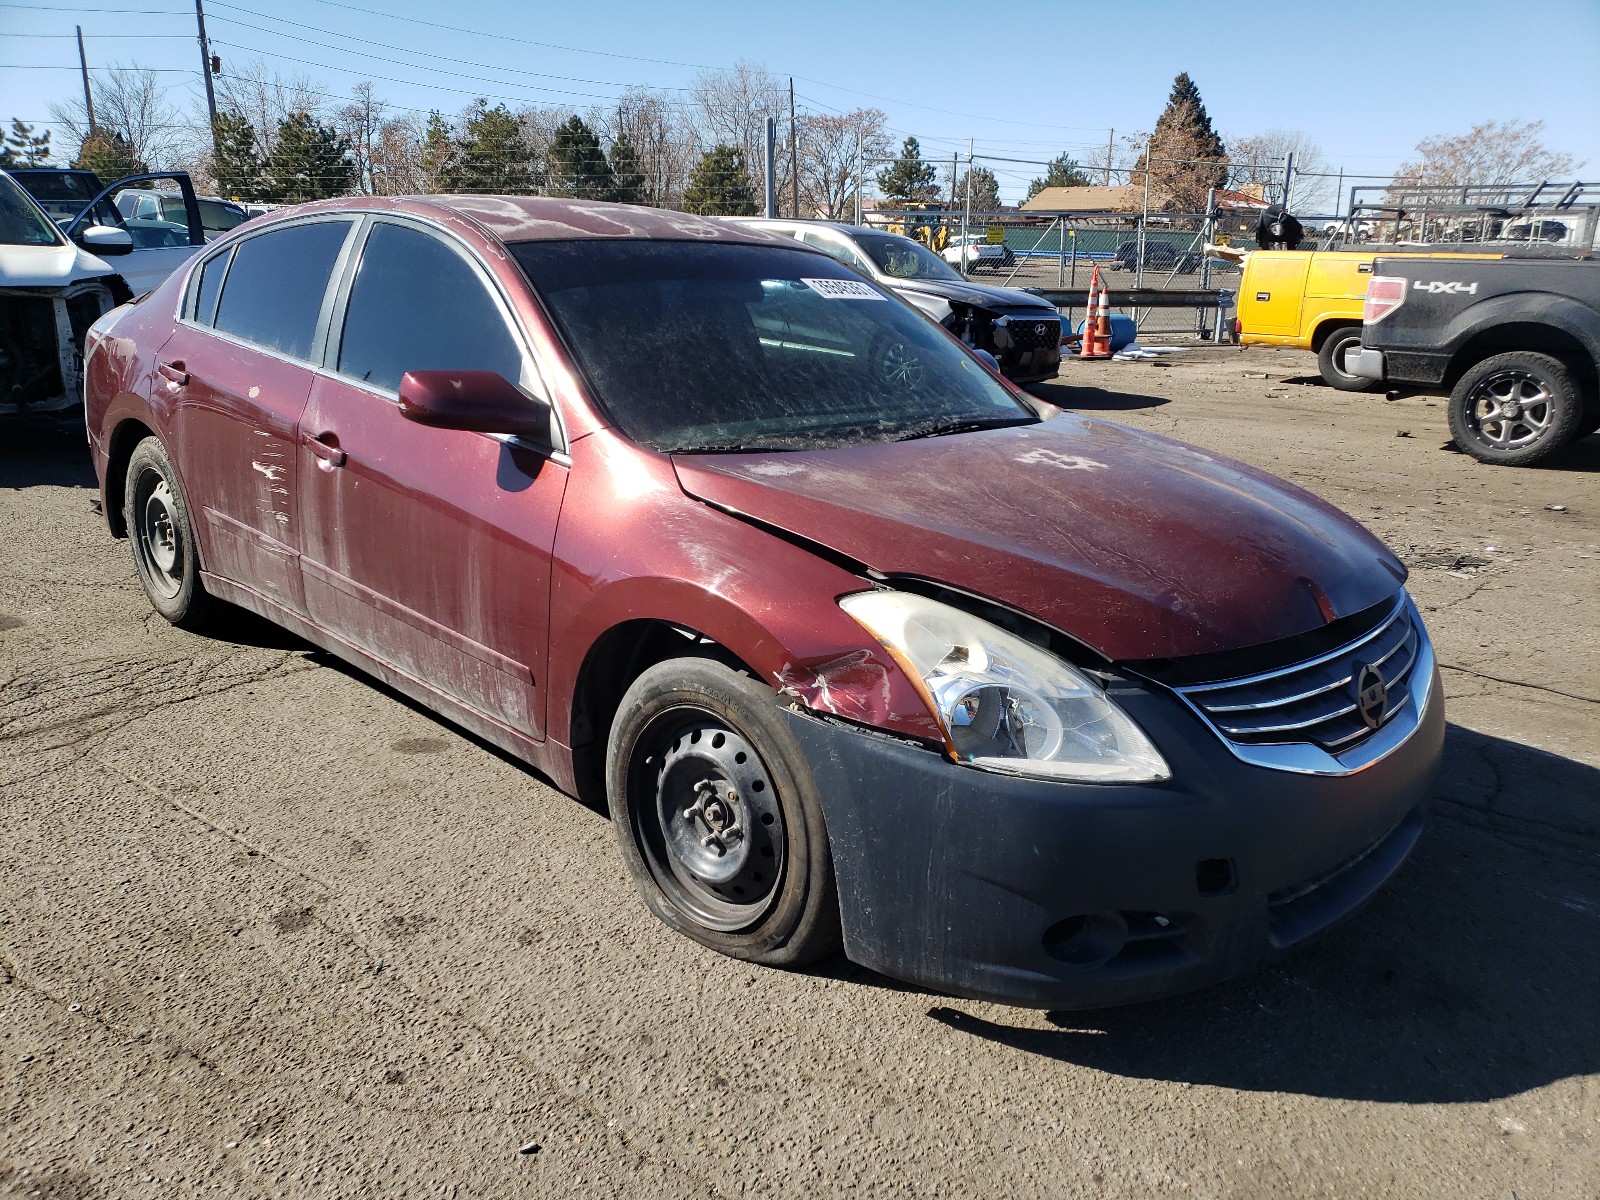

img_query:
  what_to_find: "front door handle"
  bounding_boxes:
[304,431,347,469]
[157,360,189,385]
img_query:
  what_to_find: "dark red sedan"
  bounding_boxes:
[84,196,1444,1009]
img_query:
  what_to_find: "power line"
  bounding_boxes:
[210,39,634,105]
[206,3,691,94]
[298,0,718,71]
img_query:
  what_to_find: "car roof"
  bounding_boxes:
[287,195,799,248]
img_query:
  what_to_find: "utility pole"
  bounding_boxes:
[853,133,863,225]
[75,26,96,133]
[1104,128,1113,186]
[195,0,218,146]
[763,116,777,218]
[962,138,973,272]
[787,78,799,219]
[1280,151,1294,209]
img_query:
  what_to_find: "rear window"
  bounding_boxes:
[211,220,351,360]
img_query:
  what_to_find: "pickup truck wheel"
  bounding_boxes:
[606,657,841,967]
[1317,327,1373,392]
[124,436,220,630]
[1448,352,1585,467]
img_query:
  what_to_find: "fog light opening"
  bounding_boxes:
[1041,912,1127,967]
[1195,858,1237,896]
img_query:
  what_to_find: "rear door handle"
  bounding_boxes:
[304,431,347,469]
[157,360,189,385]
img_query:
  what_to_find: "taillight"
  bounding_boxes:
[1364,276,1406,324]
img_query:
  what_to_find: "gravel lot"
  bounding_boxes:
[3,346,1597,1199]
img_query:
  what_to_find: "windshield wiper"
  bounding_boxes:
[890,415,1035,442]
[666,438,810,454]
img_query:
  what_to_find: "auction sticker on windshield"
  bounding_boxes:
[803,278,886,300]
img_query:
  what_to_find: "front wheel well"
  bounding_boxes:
[1446,324,1598,397]
[103,417,156,538]
[568,619,756,809]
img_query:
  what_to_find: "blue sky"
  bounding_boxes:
[4,0,1597,206]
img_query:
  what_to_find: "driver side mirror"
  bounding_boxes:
[397,370,555,451]
[77,224,133,256]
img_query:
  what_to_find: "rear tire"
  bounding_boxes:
[1317,326,1373,392]
[123,437,220,630]
[606,657,841,967]
[1447,351,1585,467]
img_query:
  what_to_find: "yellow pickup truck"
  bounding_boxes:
[1236,249,1497,389]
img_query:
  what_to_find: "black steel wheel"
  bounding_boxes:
[606,657,840,965]
[1316,325,1374,392]
[1447,351,1585,467]
[123,436,219,629]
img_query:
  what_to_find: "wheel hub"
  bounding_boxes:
[641,719,786,923]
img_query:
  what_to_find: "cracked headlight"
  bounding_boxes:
[840,591,1170,783]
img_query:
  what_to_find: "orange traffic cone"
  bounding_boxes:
[1079,267,1111,359]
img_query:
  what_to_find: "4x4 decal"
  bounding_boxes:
[1412,280,1479,296]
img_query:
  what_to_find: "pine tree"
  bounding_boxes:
[418,111,453,193]
[443,102,531,193]
[958,166,1001,212]
[682,144,757,216]
[609,130,646,205]
[1026,152,1092,201]
[1133,73,1228,212]
[0,118,51,167]
[546,116,614,200]
[74,130,146,178]
[211,112,265,201]
[876,137,939,204]
[264,112,355,203]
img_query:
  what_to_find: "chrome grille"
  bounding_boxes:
[1176,596,1422,753]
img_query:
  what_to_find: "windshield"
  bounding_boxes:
[854,231,963,281]
[512,240,1033,453]
[0,174,64,246]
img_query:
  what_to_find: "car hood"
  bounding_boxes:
[672,415,1405,662]
[0,241,115,289]
[887,276,1055,313]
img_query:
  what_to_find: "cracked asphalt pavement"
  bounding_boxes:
[3,347,1598,1198]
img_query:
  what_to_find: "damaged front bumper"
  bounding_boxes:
[783,665,1443,1009]
[1,280,121,416]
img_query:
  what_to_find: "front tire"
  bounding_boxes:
[1317,326,1373,391]
[124,436,219,629]
[606,657,841,966]
[1447,351,1585,467]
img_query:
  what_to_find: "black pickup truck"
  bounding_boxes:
[1348,255,1600,465]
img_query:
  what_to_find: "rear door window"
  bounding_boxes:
[211,220,352,360]
[335,220,524,394]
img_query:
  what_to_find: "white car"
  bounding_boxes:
[10,167,210,296]
[0,169,134,416]
[942,233,1015,275]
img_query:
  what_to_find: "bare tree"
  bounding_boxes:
[604,88,696,208]
[336,82,387,194]
[796,108,889,219]
[515,103,577,191]
[48,64,186,170]
[1229,129,1332,211]
[1392,119,1579,189]
[214,58,328,160]
[691,60,791,214]
[366,112,432,195]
